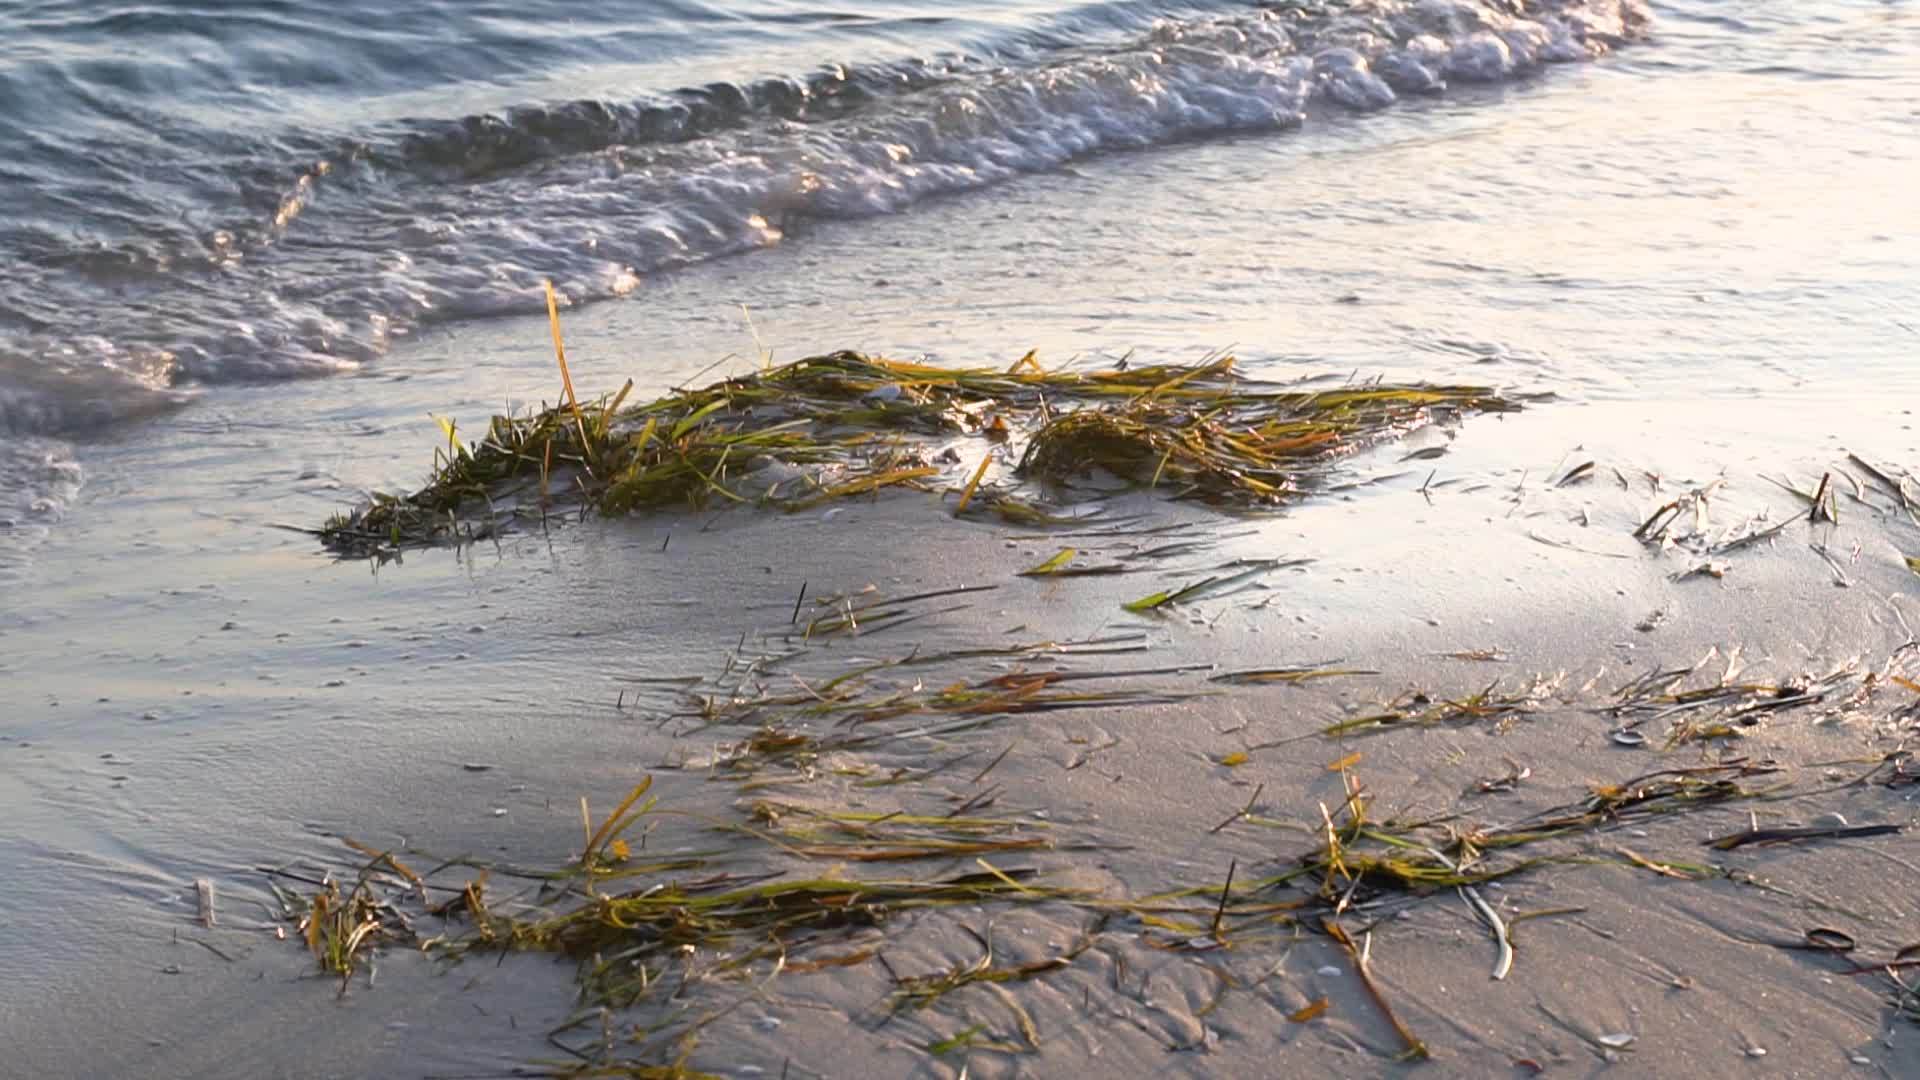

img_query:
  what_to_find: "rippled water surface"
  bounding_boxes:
[2,0,1647,419]
[0,0,1913,567]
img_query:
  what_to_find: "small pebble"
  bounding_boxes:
[1746,1046,1766,1058]
[491,808,508,817]
[1316,965,1342,977]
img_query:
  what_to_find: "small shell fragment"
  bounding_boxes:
[194,878,217,928]
[1596,1033,1636,1049]
[1610,730,1648,747]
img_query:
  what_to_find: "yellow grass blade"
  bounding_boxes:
[432,414,466,459]
[585,776,656,858]
[543,279,591,448]
[1019,548,1077,576]
[955,454,992,516]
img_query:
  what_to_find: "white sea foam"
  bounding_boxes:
[0,437,82,582]
[0,0,1649,437]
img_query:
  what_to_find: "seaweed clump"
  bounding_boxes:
[316,349,1517,557]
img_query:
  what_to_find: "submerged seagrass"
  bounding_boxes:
[316,351,1517,556]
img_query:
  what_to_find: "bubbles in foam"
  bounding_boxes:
[0,437,83,583]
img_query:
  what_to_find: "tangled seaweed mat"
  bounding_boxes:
[315,351,1518,557]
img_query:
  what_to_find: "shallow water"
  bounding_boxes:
[3,1,1920,1075]
[0,0,1644,421]
[0,1,1914,556]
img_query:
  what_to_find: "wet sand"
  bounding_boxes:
[7,393,1920,1079]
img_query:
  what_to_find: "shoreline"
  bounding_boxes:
[3,4,1918,1071]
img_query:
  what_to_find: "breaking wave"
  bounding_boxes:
[0,0,1648,438]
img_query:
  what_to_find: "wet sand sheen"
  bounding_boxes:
[8,393,1920,1078]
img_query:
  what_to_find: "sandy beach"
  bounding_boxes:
[8,381,1920,1077]
[4,1,1919,1076]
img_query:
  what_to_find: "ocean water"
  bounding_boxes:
[1,0,1915,574]
[0,0,1674,568]
[0,0,1651,409]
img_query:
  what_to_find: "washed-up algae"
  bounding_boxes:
[313,349,1520,557]
[281,746,1917,1074]
[283,342,1920,1073]
[270,579,1920,1076]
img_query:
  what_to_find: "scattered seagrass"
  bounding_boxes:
[1311,676,1562,739]
[261,561,1920,1074]
[274,709,1917,1073]
[1607,651,1866,747]
[278,776,1099,1072]
[313,349,1519,556]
